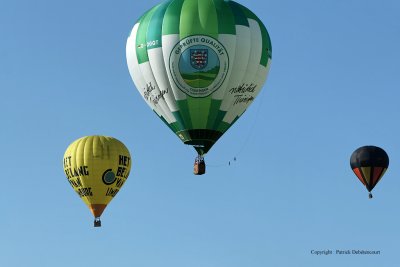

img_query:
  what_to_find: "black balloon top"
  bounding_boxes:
[350,146,389,169]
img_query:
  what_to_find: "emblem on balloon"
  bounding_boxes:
[126,0,272,174]
[169,35,229,98]
[190,48,208,70]
[102,169,116,185]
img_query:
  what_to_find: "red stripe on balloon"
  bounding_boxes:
[353,168,366,185]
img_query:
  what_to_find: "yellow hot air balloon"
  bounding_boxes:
[63,136,131,227]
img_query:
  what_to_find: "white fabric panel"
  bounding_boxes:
[162,34,187,101]
[241,19,262,84]
[219,25,251,111]
[138,61,176,123]
[229,63,270,121]
[126,23,164,118]
[211,34,236,100]
[223,19,264,123]
[147,47,179,112]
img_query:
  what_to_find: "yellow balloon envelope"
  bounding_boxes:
[63,136,131,227]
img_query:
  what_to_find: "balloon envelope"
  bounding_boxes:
[63,136,131,225]
[126,0,272,155]
[350,146,389,195]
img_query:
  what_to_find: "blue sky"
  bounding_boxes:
[1,0,400,266]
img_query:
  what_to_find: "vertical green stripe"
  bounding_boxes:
[136,6,159,64]
[172,111,186,131]
[237,3,257,21]
[176,1,218,130]
[176,99,193,129]
[228,1,249,27]
[170,121,180,133]
[258,20,272,64]
[162,0,184,35]
[217,121,231,133]
[214,0,236,34]
[180,0,218,38]
[237,3,272,65]
[186,96,211,129]
[147,1,170,49]
[206,99,223,129]
[211,109,227,130]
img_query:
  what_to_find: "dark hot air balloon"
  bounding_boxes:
[350,146,389,198]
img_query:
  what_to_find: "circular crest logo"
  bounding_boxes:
[102,169,116,185]
[169,35,229,98]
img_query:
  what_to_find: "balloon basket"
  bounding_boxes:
[369,193,373,199]
[94,217,101,227]
[194,155,206,175]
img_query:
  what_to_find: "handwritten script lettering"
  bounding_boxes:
[143,82,169,105]
[143,82,155,101]
[229,83,257,105]
[233,95,254,105]
[229,83,257,94]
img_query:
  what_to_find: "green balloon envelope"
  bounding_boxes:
[126,0,272,155]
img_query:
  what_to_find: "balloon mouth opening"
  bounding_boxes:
[187,142,213,155]
[89,204,107,218]
[177,129,223,155]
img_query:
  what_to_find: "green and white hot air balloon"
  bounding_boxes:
[126,0,272,174]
